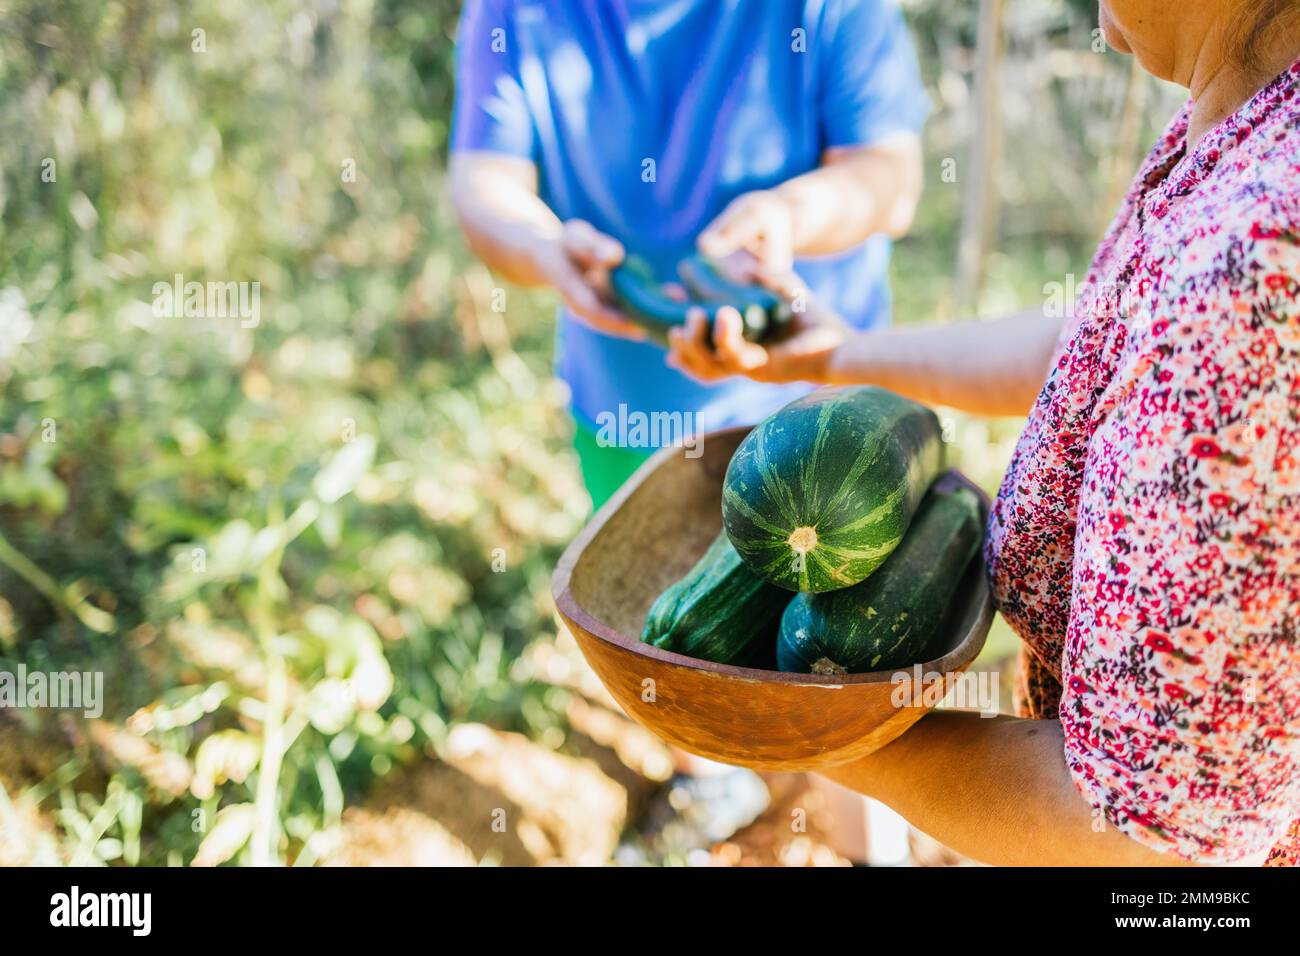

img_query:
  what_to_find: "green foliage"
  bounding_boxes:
[0,0,583,865]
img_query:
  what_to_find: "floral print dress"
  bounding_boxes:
[986,59,1300,865]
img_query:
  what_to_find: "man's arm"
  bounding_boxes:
[698,136,923,270]
[791,137,925,245]
[448,151,640,337]
[449,151,561,287]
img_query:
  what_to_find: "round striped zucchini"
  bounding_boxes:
[722,386,943,593]
[777,484,983,675]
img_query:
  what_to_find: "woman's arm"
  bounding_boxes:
[668,272,1063,418]
[823,711,1266,867]
[823,308,1061,417]
[697,137,924,269]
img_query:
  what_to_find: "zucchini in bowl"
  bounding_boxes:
[776,484,984,675]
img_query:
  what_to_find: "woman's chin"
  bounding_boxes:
[1098,10,1132,54]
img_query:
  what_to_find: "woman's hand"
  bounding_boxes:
[666,264,849,384]
[532,219,645,340]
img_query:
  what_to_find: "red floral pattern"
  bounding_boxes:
[987,59,1300,865]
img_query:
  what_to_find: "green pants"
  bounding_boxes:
[572,421,655,511]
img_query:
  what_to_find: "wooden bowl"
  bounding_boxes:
[551,426,994,772]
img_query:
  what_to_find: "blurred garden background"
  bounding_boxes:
[0,0,1182,866]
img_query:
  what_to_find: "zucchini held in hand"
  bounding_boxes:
[777,484,984,676]
[723,386,943,593]
[609,255,704,345]
[641,529,792,667]
[608,254,792,346]
[677,254,793,343]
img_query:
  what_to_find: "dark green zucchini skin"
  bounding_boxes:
[776,485,983,676]
[642,530,792,666]
[609,254,794,347]
[678,255,794,343]
[723,386,944,593]
[609,255,711,345]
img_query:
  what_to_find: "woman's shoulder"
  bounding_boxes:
[1152,115,1299,322]
[1116,136,1300,411]
[1215,122,1300,238]
[1185,66,1299,223]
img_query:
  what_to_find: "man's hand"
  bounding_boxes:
[697,190,797,273]
[449,154,645,340]
[667,264,848,384]
[696,137,923,270]
[533,219,645,339]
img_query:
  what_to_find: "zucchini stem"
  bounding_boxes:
[811,657,848,676]
[787,526,818,555]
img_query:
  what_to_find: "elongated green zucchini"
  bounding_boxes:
[642,530,791,667]
[776,485,984,675]
[678,255,794,343]
[609,255,710,344]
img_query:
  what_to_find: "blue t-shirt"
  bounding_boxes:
[452,0,928,440]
